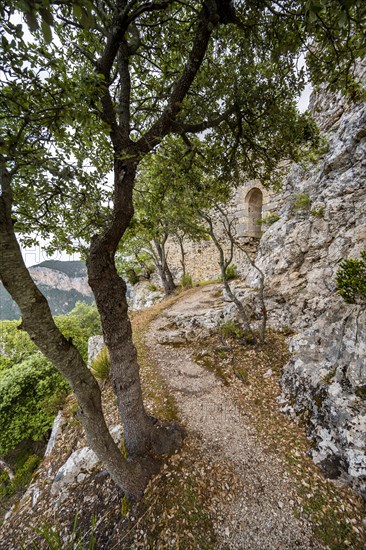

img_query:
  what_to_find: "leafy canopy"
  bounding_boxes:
[0,354,69,455]
[1,0,344,255]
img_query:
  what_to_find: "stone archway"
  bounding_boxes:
[245,187,263,238]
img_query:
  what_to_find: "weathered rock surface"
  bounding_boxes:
[128,279,165,310]
[50,425,122,502]
[241,87,366,497]
[0,260,94,320]
[87,335,104,367]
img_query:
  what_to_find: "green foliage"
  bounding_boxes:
[0,320,37,372]
[117,251,155,285]
[1,454,40,498]
[311,206,325,218]
[0,355,69,455]
[219,320,243,339]
[90,347,110,381]
[243,331,256,345]
[121,495,131,517]
[125,268,140,286]
[33,513,97,550]
[67,302,101,336]
[225,264,238,281]
[180,273,193,289]
[293,193,311,212]
[304,0,366,99]
[0,302,100,374]
[0,304,100,457]
[147,283,158,292]
[336,251,366,305]
[257,213,280,226]
[55,305,101,364]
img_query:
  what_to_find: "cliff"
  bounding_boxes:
[0,260,94,320]
[245,87,366,497]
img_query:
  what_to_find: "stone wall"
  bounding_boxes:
[164,181,277,282]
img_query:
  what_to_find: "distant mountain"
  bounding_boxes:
[0,261,94,320]
[33,260,88,278]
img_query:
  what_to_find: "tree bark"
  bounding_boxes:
[87,246,153,459]
[177,234,186,277]
[87,160,182,459]
[153,237,176,296]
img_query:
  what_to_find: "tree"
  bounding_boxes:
[1,0,365,501]
[125,137,212,294]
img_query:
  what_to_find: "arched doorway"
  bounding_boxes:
[245,187,263,238]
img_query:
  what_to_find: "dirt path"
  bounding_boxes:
[146,285,326,550]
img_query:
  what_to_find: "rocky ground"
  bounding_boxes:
[0,285,365,549]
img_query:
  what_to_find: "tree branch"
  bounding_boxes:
[137,0,230,152]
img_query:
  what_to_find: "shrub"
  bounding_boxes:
[90,346,110,381]
[0,320,37,373]
[219,320,243,339]
[56,306,102,364]
[225,264,238,281]
[180,273,193,289]
[0,355,69,455]
[336,251,366,305]
[257,213,280,226]
[311,206,325,218]
[1,454,41,497]
[293,193,311,212]
[67,302,102,335]
[125,267,140,285]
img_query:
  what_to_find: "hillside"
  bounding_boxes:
[0,261,94,320]
[0,287,364,549]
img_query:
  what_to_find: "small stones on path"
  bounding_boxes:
[146,285,328,550]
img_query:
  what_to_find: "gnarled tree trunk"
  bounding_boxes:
[87,160,182,459]
[153,237,176,296]
[0,164,153,501]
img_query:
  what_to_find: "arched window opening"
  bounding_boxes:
[245,187,263,238]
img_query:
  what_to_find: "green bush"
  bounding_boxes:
[219,320,243,339]
[0,303,100,375]
[180,273,193,289]
[67,302,101,335]
[311,206,325,218]
[336,251,366,305]
[126,267,140,285]
[0,355,69,455]
[0,320,37,373]
[90,346,110,381]
[0,454,40,497]
[56,304,102,364]
[257,213,280,226]
[225,264,238,281]
[293,193,311,212]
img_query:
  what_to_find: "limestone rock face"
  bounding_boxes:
[246,87,366,497]
[128,280,164,310]
[29,265,92,297]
